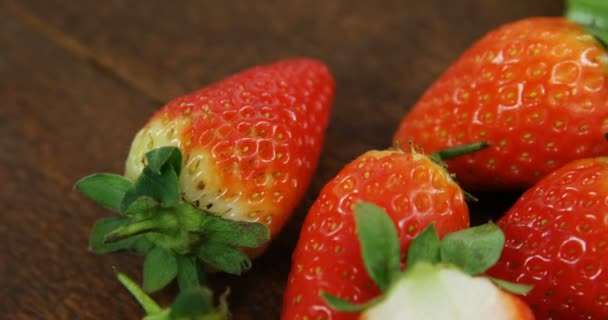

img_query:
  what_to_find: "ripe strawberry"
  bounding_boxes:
[124,58,334,240]
[76,58,335,293]
[281,144,487,320]
[393,16,608,191]
[322,203,534,320]
[488,157,608,319]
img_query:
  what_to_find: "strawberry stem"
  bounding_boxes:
[104,214,178,244]
[430,141,489,163]
[115,269,162,315]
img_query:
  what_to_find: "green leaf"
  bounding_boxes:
[566,0,608,47]
[197,241,252,275]
[353,202,401,292]
[170,287,214,317]
[75,173,132,212]
[176,256,202,291]
[145,146,183,176]
[132,237,156,255]
[170,287,230,320]
[489,278,534,295]
[440,223,505,275]
[121,166,180,211]
[143,247,179,293]
[90,217,148,253]
[123,197,158,218]
[430,141,490,163]
[320,292,382,313]
[202,215,270,248]
[406,224,440,270]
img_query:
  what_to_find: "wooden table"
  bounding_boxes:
[1,1,562,319]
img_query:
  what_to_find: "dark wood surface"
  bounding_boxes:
[1,1,563,319]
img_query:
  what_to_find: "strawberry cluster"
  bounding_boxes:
[75,0,608,319]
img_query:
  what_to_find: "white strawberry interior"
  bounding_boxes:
[362,263,522,320]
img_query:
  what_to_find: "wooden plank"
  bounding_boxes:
[4,0,564,151]
[1,1,565,319]
[0,10,169,320]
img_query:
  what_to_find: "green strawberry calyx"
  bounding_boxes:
[321,202,532,313]
[115,269,229,320]
[566,0,608,52]
[75,146,270,293]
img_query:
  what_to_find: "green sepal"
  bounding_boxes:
[439,223,505,275]
[353,202,401,292]
[566,0,608,47]
[170,287,229,319]
[490,277,534,295]
[143,247,179,293]
[406,224,440,270]
[120,147,184,212]
[320,292,382,313]
[89,217,153,254]
[176,256,204,291]
[429,142,489,164]
[121,166,180,212]
[145,146,183,176]
[197,241,252,275]
[75,173,132,212]
[201,215,270,248]
[123,197,158,218]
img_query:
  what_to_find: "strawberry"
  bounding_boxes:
[75,58,335,293]
[281,143,487,320]
[393,8,608,190]
[488,157,608,319]
[322,203,534,320]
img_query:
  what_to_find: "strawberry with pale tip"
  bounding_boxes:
[75,58,335,293]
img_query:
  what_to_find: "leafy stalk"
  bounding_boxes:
[115,270,229,320]
[75,146,270,293]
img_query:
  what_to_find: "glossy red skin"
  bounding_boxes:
[394,17,608,191]
[146,58,334,236]
[282,150,470,320]
[488,157,608,319]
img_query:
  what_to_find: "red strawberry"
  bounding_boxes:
[281,144,486,320]
[393,16,608,191]
[76,58,334,293]
[124,58,334,240]
[488,157,608,319]
[321,203,534,320]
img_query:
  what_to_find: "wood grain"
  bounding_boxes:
[1,1,563,319]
